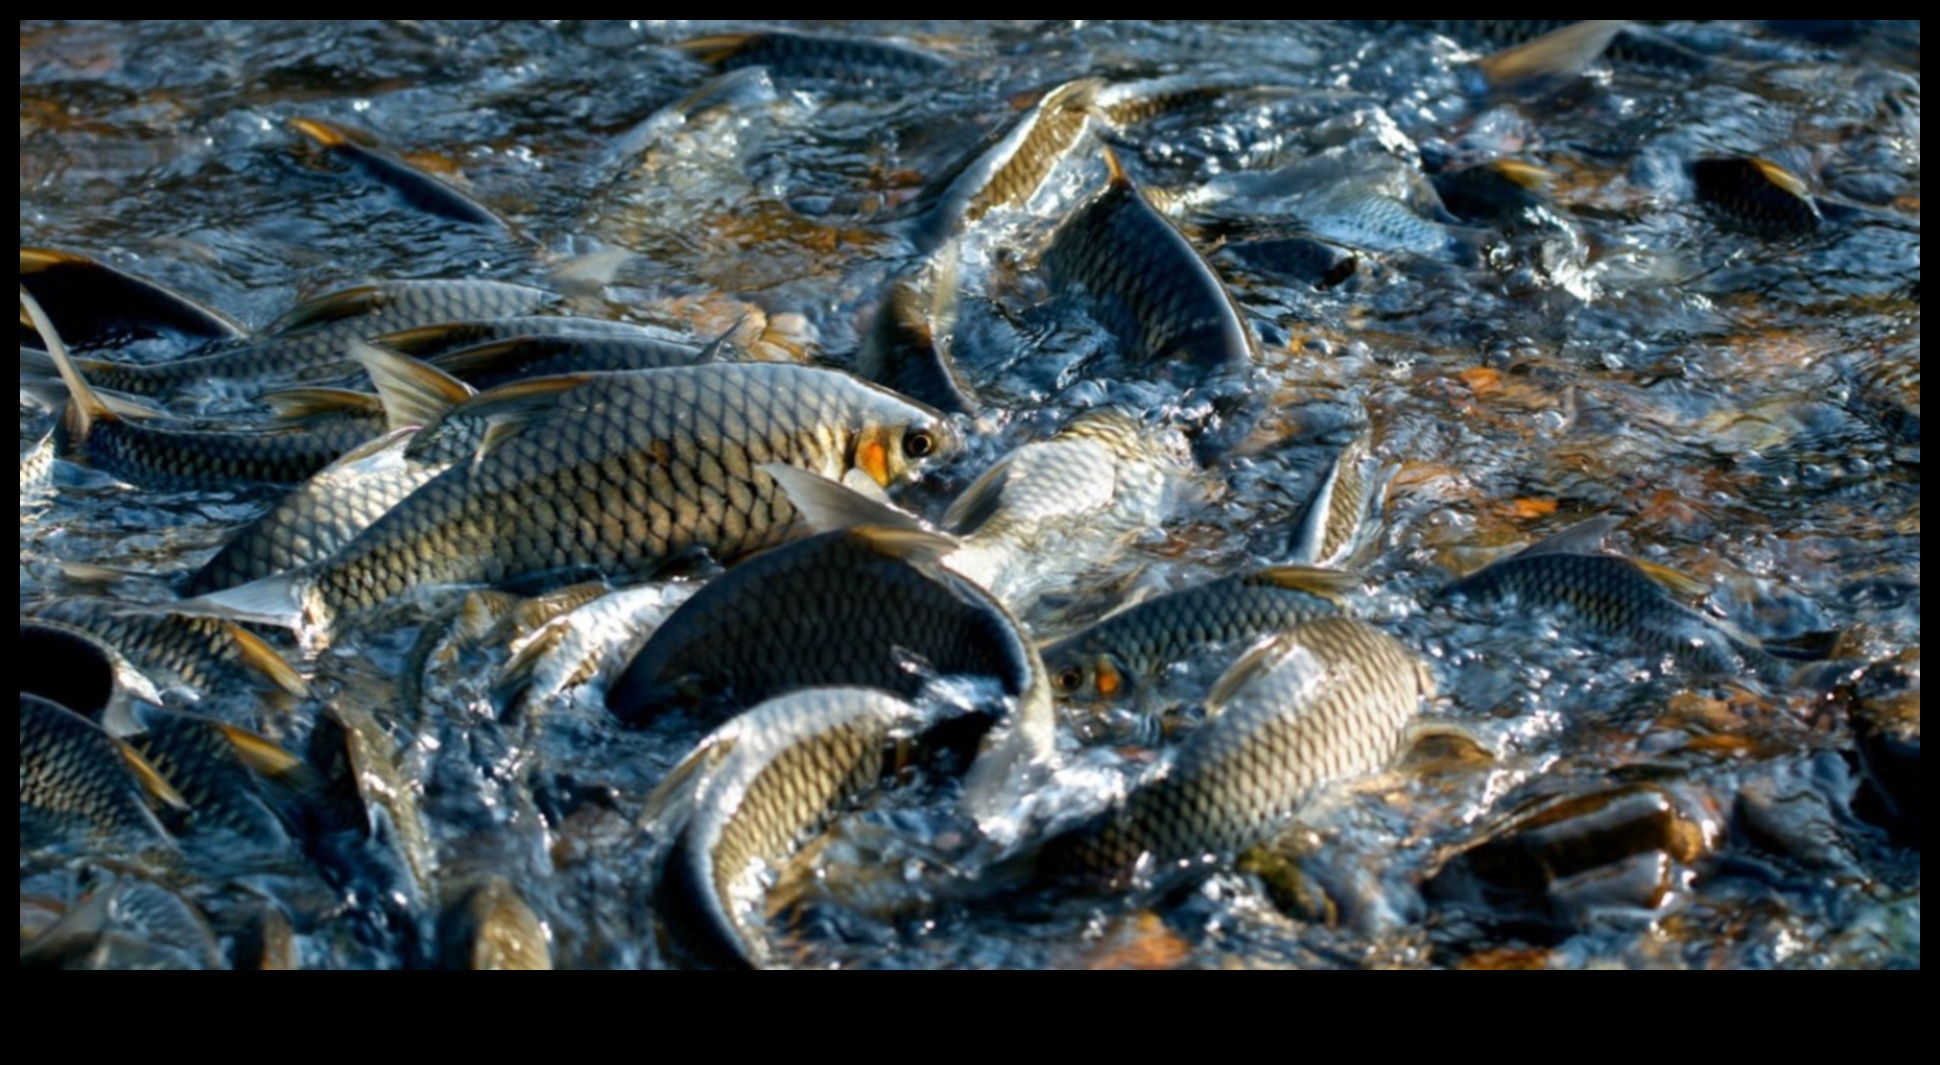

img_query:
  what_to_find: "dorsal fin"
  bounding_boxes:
[674,32,759,66]
[219,621,311,697]
[1632,559,1713,601]
[1101,143,1130,188]
[1488,159,1554,190]
[850,525,958,565]
[1204,634,1288,713]
[287,116,365,150]
[20,286,116,441]
[262,387,386,422]
[1752,157,1811,199]
[215,724,311,780]
[640,730,741,832]
[269,284,394,334]
[941,453,1014,535]
[448,374,597,465]
[353,339,476,431]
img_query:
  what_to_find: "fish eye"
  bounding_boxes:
[905,428,936,459]
[1053,667,1086,694]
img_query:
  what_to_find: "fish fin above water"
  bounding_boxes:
[1751,157,1811,200]
[1101,143,1131,188]
[216,723,314,782]
[640,731,741,832]
[21,286,117,442]
[1513,515,1626,558]
[219,621,311,697]
[262,387,386,423]
[287,116,365,150]
[269,283,395,334]
[760,463,934,536]
[291,117,504,229]
[1204,636,1288,713]
[674,32,759,66]
[493,620,566,702]
[1477,19,1629,89]
[448,374,597,461]
[1631,559,1713,601]
[1249,565,1358,607]
[851,525,958,566]
[115,741,190,812]
[353,339,476,431]
[547,248,633,296]
[941,454,1013,536]
[166,573,312,633]
[1487,159,1554,191]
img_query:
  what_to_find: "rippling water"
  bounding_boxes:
[21,21,1919,969]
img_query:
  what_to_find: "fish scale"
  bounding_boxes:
[57,412,379,489]
[1037,617,1428,886]
[652,687,919,968]
[285,363,950,630]
[25,598,299,696]
[20,693,172,848]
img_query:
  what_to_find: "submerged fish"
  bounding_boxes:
[1430,160,1568,233]
[19,876,225,970]
[20,427,54,491]
[1191,154,1484,260]
[1439,517,1790,680]
[1040,567,1351,704]
[647,686,922,969]
[1043,151,1258,381]
[606,526,1042,729]
[204,363,955,634]
[677,28,950,89]
[1036,616,1430,888]
[1692,156,1823,234]
[20,279,556,397]
[290,117,505,228]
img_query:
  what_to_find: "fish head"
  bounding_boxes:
[1047,649,1134,704]
[848,408,960,488]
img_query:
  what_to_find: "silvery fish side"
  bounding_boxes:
[1036,617,1429,888]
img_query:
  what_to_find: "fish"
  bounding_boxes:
[117,708,310,846]
[26,597,308,698]
[289,117,505,228]
[1189,154,1484,260]
[25,288,381,487]
[18,876,226,970]
[437,878,554,970]
[940,407,1186,613]
[495,582,685,724]
[1358,20,1704,74]
[197,363,956,635]
[20,247,245,352]
[19,692,180,851]
[1288,432,1383,568]
[19,279,556,397]
[1035,616,1430,889]
[1039,566,1352,704]
[1042,150,1259,382]
[1438,517,1790,680]
[425,333,710,390]
[850,250,978,415]
[1430,159,1568,233]
[905,78,1103,250]
[1692,156,1824,234]
[20,427,54,491]
[19,617,166,730]
[606,526,1042,728]
[371,315,691,359]
[646,686,922,969]
[677,28,950,90]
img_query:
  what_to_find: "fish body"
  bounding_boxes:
[852,251,977,416]
[1430,160,1568,233]
[19,877,225,970]
[55,407,379,489]
[20,247,244,352]
[1692,156,1823,234]
[121,709,300,845]
[26,598,306,697]
[438,878,554,969]
[30,280,556,396]
[649,687,919,969]
[496,582,685,722]
[1289,433,1381,568]
[20,428,54,491]
[679,29,950,90]
[236,363,953,632]
[607,526,1040,727]
[945,408,1185,613]
[1043,157,1258,380]
[20,693,174,849]
[1040,567,1348,703]
[427,333,707,390]
[1440,520,1786,679]
[290,117,504,228]
[1037,617,1428,887]
[908,78,1102,249]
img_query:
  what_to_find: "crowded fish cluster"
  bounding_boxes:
[20,21,1918,968]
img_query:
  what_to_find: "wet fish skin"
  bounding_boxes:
[20,693,174,849]
[851,255,978,416]
[496,582,683,724]
[649,687,919,969]
[21,428,55,491]
[427,333,708,390]
[1036,617,1429,887]
[1043,156,1258,381]
[29,280,557,396]
[944,407,1186,612]
[19,877,225,970]
[679,29,950,89]
[55,407,380,489]
[907,78,1102,249]
[26,597,306,697]
[607,527,1039,727]
[122,710,300,846]
[1040,567,1347,704]
[1692,156,1823,234]
[286,363,956,631]
[1440,535,1785,679]
[1289,434,1378,569]
[20,247,245,352]
[438,878,553,970]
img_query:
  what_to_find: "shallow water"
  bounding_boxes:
[21,21,1919,968]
